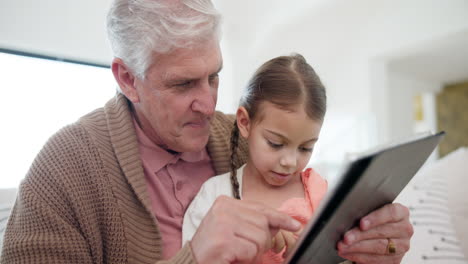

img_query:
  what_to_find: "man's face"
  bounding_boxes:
[132,38,222,153]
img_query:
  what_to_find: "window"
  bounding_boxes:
[0,52,116,188]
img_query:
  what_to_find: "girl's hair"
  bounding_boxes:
[230,53,327,199]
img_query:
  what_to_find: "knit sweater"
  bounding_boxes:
[0,93,248,264]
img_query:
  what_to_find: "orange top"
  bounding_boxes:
[262,168,328,264]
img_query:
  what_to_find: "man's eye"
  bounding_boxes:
[267,140,283,149]
[209,74,219,82]
[172,81,195,92]
[208,74,219,88]
[175,81,191,87]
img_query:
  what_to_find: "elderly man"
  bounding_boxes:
[1,0,412,263]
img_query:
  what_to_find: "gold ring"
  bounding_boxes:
[387,238,396,254]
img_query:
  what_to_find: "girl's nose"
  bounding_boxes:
[279,150,297,169]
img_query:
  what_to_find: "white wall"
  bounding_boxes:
[219,0,467,103]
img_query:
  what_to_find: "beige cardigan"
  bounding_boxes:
[1,94,248,264]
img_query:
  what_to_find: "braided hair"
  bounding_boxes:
[230,120,242,199]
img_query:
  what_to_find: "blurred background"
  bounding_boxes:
[1,0,467,189]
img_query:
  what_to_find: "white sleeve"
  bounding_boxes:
[182,180,218,246]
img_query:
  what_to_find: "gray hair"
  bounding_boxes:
[107,0,221,79]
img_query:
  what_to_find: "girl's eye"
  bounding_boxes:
[267,140,283,149]
[300,147,313,153]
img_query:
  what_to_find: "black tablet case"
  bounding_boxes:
[286,132,445,264]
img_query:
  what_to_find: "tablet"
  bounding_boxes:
[285,131,445,264]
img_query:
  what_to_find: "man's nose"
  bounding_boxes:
[191,81,216,116]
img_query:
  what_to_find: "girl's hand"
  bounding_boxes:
[272,229,299,257]
[271,225,302,257]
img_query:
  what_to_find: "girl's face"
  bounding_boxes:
[237,101,323,187]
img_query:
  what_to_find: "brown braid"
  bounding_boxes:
[230,120,241,199]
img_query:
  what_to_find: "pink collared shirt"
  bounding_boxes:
[132,117,215,259]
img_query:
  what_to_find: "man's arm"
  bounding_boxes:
[1,124,122,264]
[190,196,302,264]
[1,182,94,263]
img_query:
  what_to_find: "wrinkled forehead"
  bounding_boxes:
[147,37,222,80]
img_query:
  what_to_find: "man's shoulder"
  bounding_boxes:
[212,111,235,128]
[207,111,249,175]
[46,106,109,155]
[76,94,132,147]
[32,122,102,175]
[209,111,236,145]
[25,96,121,187]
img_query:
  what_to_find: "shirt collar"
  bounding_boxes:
[132,116,210,173]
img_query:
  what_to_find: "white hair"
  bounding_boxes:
[107,0,221,79]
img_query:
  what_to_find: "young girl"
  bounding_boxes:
[182,53,328,263]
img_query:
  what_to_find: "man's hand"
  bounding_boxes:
[190,195,301,264]
[336,203,413,264]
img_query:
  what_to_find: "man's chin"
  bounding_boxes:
[175,134,210,153]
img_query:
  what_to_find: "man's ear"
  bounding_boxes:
[111,58,140,103]
[236,107,251,139]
